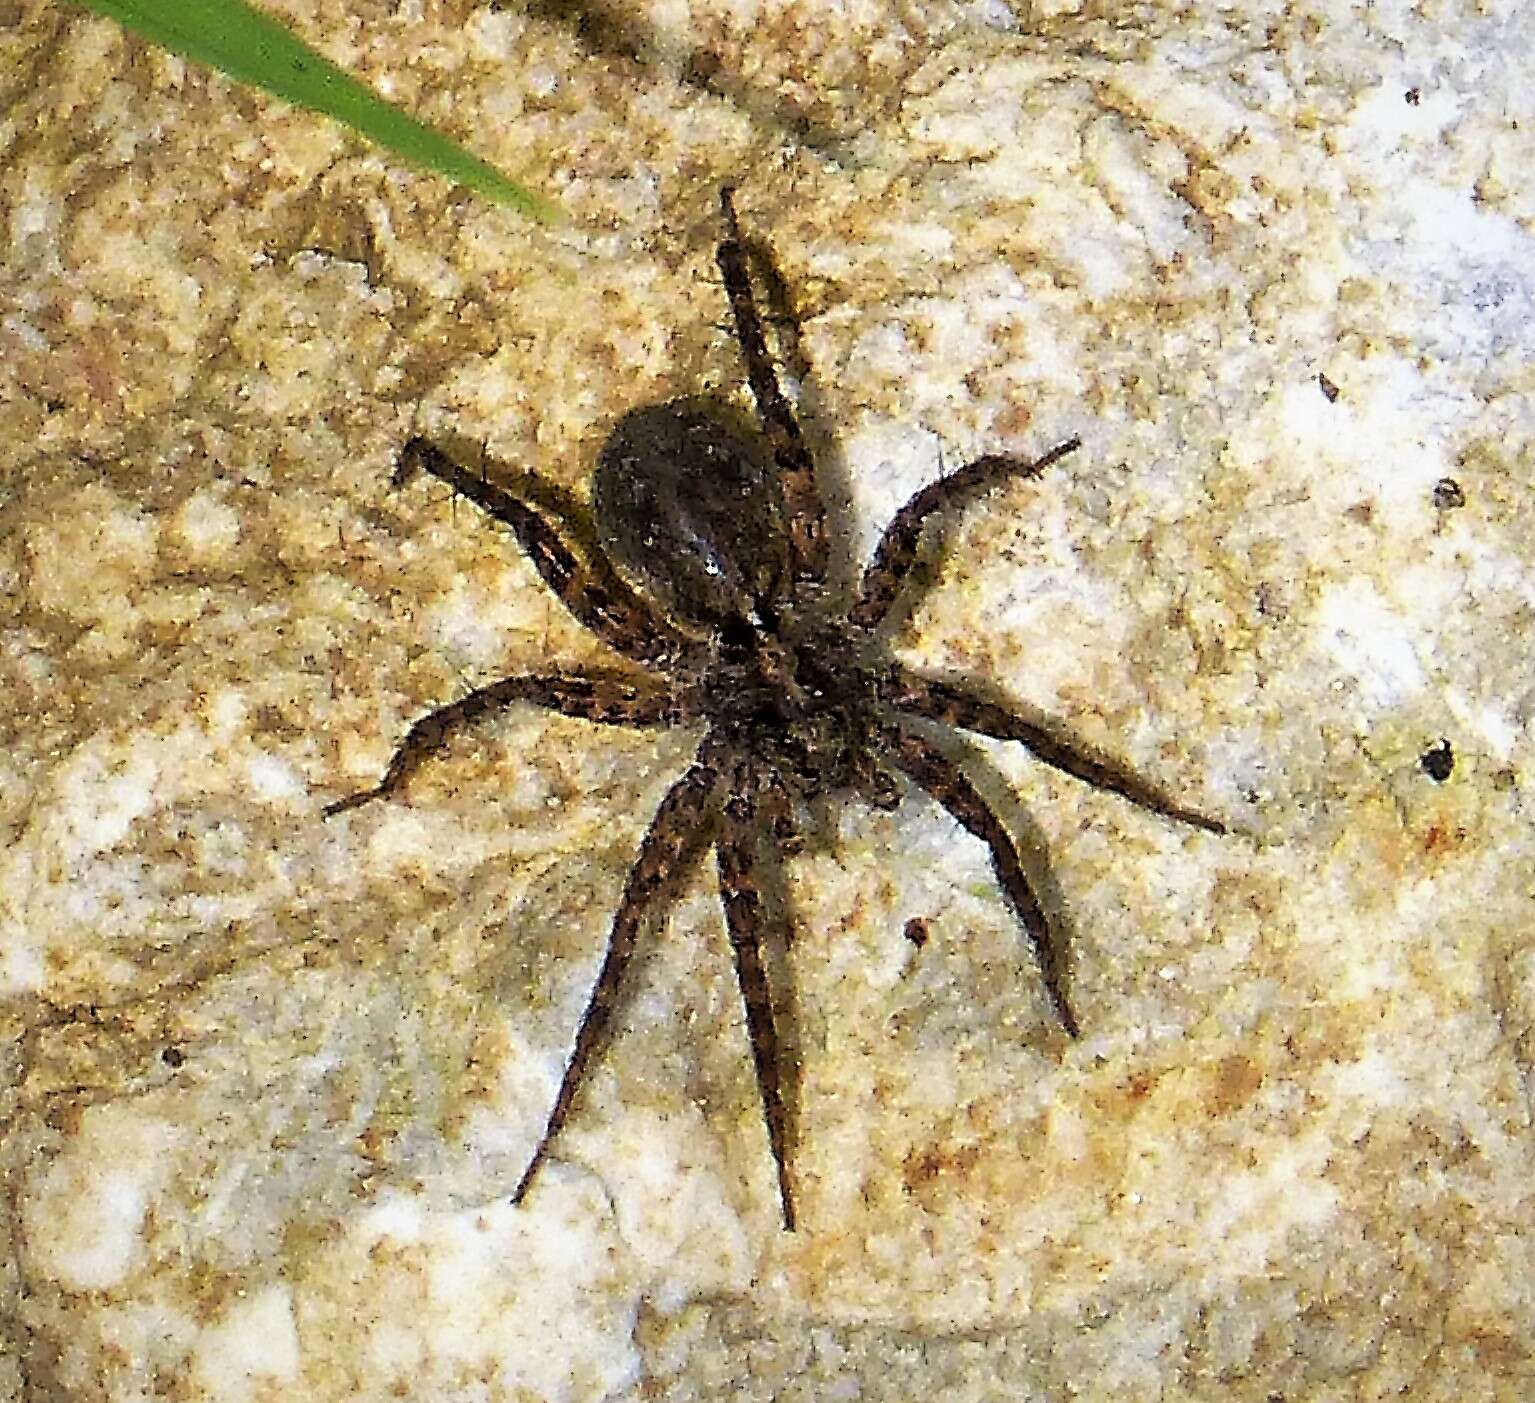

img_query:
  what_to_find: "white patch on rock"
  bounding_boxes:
[1312,577,1428,713]
[190,1283,302,1402]
[22,1107,180,1291]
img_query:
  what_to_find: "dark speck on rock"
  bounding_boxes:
[1420,739,1454,783]
[1432,478,1466,510]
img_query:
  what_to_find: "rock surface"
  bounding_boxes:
[2,0,1533,1398]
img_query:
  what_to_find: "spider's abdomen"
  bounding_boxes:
[593,400,789,626]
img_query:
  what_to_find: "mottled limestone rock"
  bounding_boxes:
[2,1,1533,1399]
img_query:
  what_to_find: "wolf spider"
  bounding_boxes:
[326,188,1225,1230]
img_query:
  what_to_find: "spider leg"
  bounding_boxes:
[715,757,797,1230]
[851,746,904,810]
[756,766,804,857]
[323,673,692,817]
[881,668,1226,834]
[850,437,1082,633]
[716,187,829,590]
[513,756,721,1207]
[397,438,694,668]
[877,722,1078,1038]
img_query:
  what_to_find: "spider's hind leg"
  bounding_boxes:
[715,756,798,1230]
[513,755,721,1208]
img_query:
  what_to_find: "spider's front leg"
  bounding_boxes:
[716,188,828,590]
[324,673,691,816]
[850,436,1082,632]
[878,722,1078,1037]
[396,438,696,668]
[513,755,720,1207]
[715,753,798,1230]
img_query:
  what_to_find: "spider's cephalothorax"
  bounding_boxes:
[326,188,1226,1231]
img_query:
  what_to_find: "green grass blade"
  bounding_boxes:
[75,0,559,221]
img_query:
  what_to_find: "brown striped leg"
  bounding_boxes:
[716,758,797,1230]
[716,187,828,590]
[756,766,804,858]
[878,722,1078,1038]
[881,669,1226,834]
[851,745,903,811]
[513,757,721,1207]
[397,438,693,667]
[323,673,692,816]
[850,437,1082,632]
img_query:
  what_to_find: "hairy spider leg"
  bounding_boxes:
[882,668,1226,835]
[715,759,797,1229]
[755,766,804,857]
[514,758,721,1207]
[397,438,693,667]
[323,673,688,816]
[879,722,1079,1038]
[850,437,1083,632]
[842,746,901,811]
[716,187,829,591]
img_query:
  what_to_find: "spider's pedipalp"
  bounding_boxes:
[850,436,1083,633]
[879,721,1078,1038]
[397,438,693,668]
[882,668,1226,834]
[717,187,829,594]
[716,758,797,1230]
[513,755,721,1209]
[322,673,691,817]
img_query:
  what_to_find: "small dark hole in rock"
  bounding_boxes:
[1420,739,1454,783]
[1432,478,1465,510]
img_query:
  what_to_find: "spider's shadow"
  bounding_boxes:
[798,729,1076,1021]
[513,0,863,165]
[911,727,1076,978]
